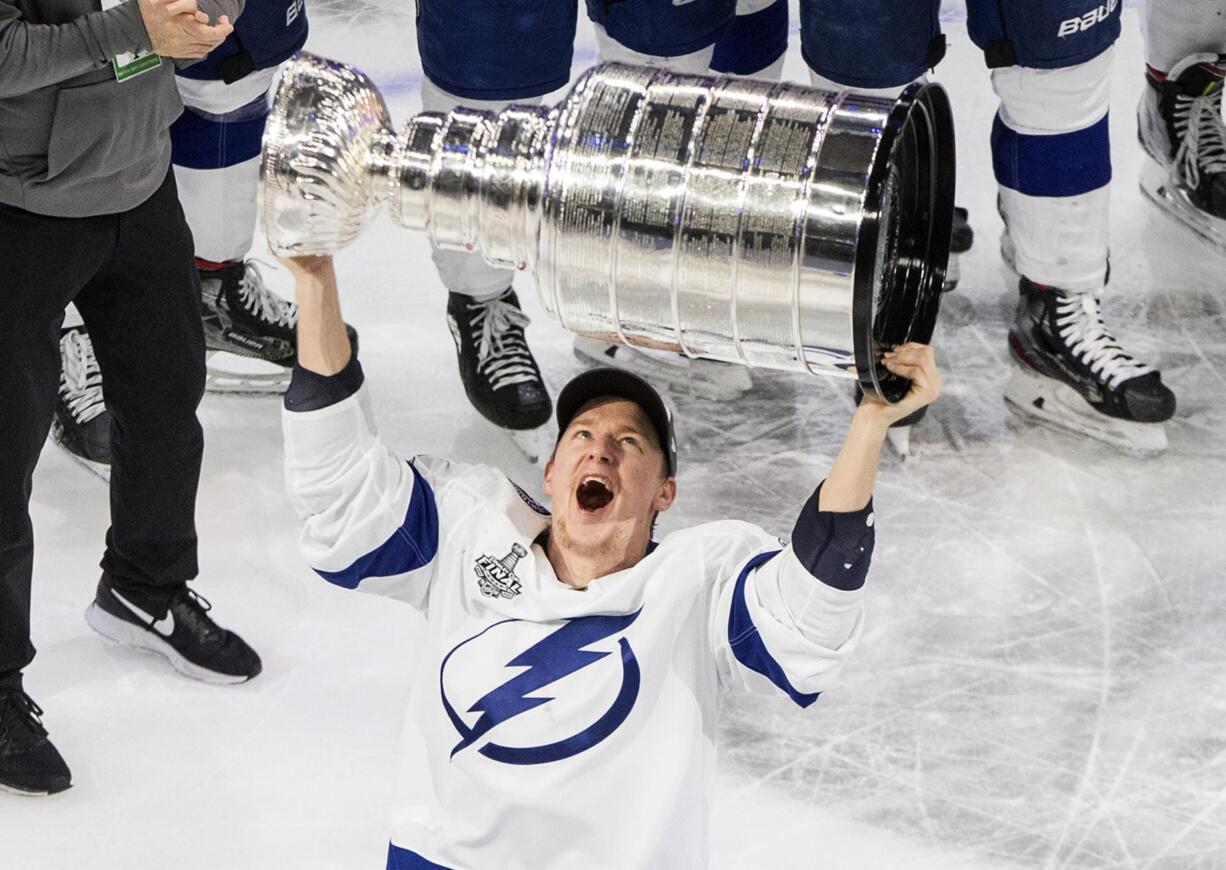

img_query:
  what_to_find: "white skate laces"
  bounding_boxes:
[469,295,538,391]
[1170,83,1226,191]
[235,261,297,330]
[59,329,107,425]
[1055,293,1153,390]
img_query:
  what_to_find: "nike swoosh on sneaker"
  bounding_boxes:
[110,589,175,637]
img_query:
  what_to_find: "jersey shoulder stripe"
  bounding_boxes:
[314,462,439,589]
[727,549,822,708]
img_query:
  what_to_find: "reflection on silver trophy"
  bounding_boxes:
[261,52,955,401]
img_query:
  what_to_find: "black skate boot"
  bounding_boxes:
[1005,277,1175,455]
[446,288,551,431]
[85,574,261,685]
[0,687,72,795]
[52,326,111,478]
[943,206,974,292]
[200,260,360,394]
[1137,54,1226,246]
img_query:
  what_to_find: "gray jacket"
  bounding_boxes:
[0,0,243,217]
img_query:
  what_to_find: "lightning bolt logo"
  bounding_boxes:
[439,609,643,765]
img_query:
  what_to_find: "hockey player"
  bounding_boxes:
[279,251,939,868]
[415,0,571,448]
[802,0,1176,454]
[1137,1,1226,248]
[53,0,360,473]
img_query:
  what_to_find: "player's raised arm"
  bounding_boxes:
[714,344,941,704]
[820,342,943,511]
[278,255,438,607]
[281,255,352,377]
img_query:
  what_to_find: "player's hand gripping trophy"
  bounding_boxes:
[260,52,955,402]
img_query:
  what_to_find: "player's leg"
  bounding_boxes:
[1137,0,1226,247]
[73,170,261,685]
[793,0,947,453]
[171,2,350,395]
[0,202,113,794]
[968,0,1175,453]
[589,0,736,73]
[577,0,772,400]
[710,0,789,81]
[417,0,577,436]
[800,0,973,292]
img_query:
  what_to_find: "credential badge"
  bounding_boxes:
[475,544,527,599]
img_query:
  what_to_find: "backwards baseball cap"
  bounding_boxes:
[555,368,677,476]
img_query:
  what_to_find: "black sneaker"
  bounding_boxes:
[52,326,111,467]
[446,288,552,430]
[85,575,261,685]
[0,688,72,795]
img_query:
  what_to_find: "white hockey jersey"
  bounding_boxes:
[282,369,874,870]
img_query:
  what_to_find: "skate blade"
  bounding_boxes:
[573,337,752,402]
[885,425,912,458]
[205,352,291,396]
[1003,365,1169,457]
[941,252,960,293]
[507,427,549,464]
[1139,161,1226,252]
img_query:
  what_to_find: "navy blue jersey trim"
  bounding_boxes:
[992,112,1112,198]
[727,551,821,708]
[314,463,439,589]
[790,482,874,592]
[284,356,364,412]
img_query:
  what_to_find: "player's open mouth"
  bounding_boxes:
[576,476,614,513]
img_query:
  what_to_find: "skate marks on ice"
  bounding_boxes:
[681,311,1226,866]
[590,268,1226,867]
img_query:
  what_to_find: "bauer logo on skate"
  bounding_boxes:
[439,610,642,765]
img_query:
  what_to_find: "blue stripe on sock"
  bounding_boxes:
[387,843,452,870]
[315,463,439,589]
[727,550,821,708]
[711,0,788,76]
[171,105,267,171]
[991,113,1111,198]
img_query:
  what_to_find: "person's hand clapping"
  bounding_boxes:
[137,0,233,60]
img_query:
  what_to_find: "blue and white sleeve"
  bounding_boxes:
[715,482,872,706]
[281,359,439,608]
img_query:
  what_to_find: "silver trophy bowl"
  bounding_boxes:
[261,52,955,402]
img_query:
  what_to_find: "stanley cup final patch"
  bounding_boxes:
[474,544,527,599]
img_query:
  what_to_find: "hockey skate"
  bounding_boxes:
[1004,277,1175,456]
[572,338,752,403]
[943,206,974,292]
[447,288,552,460]
[200,260,359,395]
[1137,54,1226,251]
[52,326,111,481]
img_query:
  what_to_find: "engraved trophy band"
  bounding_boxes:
[261,52,955,401]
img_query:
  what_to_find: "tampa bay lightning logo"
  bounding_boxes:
[439,609,642,765]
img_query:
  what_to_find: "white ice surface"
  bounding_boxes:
[6,3,1226,869]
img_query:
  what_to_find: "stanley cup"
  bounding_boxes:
[261,52,955,401]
